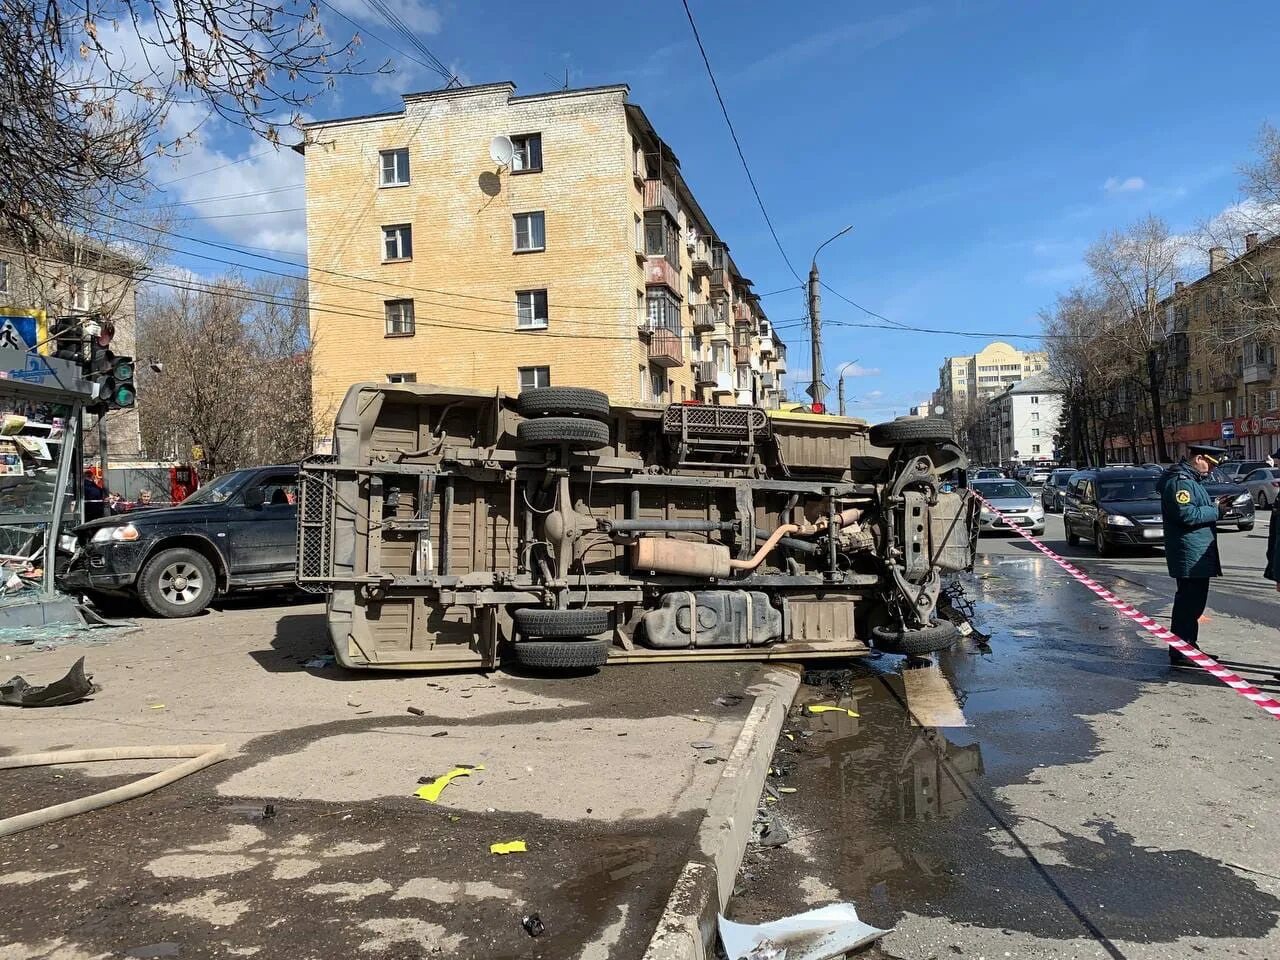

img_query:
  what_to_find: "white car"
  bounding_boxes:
[1242,467,1280,509]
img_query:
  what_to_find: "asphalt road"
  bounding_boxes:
[732,509,1280,959]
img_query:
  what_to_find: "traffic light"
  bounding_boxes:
[102,354,136,409]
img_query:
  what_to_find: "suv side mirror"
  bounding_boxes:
[243,486,266,509]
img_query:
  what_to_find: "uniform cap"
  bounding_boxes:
[1188,443,1227,464]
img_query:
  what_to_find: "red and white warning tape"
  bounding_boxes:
[974,492,1280,720]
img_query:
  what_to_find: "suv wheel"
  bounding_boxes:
[1094,526,1111,557]
[138,547,216,618]
[1065,522,1081,547]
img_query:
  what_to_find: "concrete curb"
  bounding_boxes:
[643,664,802,960]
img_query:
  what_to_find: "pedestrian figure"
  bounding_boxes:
[1158,443,1233,667]
[1266,504,1279,593]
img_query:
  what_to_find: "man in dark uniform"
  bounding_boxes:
[1158,443,1232,667]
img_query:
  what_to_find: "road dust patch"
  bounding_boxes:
[0,869,82,885]
[798,875,842,904]
[356,918,464,954]
[188,825,265,852]
[271,858,322,880]
[391,877,520,903]
[153,890,251,926]
[145,853,256,879]
[0,939,108,960]
[323,840,385,857]
[578,903,629,960]
[307,879,393,902]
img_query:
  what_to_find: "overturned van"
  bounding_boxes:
[296,383,976,672]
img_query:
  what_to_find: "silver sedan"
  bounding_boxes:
[972,479,1046,535]
[1242,467,1280,509]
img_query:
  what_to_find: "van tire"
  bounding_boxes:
[869,417,954,447]
[513,607,612,637]
[870,621,959,656]
[511,639,611,670]
[517,387,610,421]
[517,417,610,450]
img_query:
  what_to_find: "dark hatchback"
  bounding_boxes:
[60,464,299,617]
[1063,468,1166,555]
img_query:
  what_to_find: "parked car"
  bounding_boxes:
[60,465,300,617]
[1203,470,1256,531]
[1062,467,1165,556]
[1217,460,1270,482]
[1026,465,1053,486]
[1242,467,1280,509]
[1040,468,1076,512]
[972,479,1045,535]
[971,468,1003,480]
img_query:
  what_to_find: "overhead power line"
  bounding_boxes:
[681,0,803,285]
[316,0,452,80]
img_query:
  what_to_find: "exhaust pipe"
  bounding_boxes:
[632,524,799,577]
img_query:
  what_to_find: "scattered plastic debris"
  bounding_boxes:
[407,706,426,717]
[806,705,858,718]
[715,694,745,707]
[304,655,335,669]
[690,740,716,750]
[718,903,889,960]
[778,787,797,794]
[431,730,449,737]
[756,815,790,848]
[414,765,484,803]
[521,913,545,937]
[490,840,527,855]
[149,704,165,710]
[0,656,96,707]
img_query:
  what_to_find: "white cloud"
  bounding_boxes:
[840,362,881,378]
[866,389,884,399]
[324,0,442,34]
[743,8,931,81]
[1103,176,1146,194]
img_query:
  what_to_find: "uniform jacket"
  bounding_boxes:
[1266,508,1278,582]
[1158,460,1222,579]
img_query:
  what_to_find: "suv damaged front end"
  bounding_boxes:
[297,383,977,672]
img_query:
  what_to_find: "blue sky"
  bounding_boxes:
[148,0,1280,420]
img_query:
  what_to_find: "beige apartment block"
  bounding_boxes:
[299,82,785,437]
[935,341,1048,414]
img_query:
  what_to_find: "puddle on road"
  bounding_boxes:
[734,567,1280,948]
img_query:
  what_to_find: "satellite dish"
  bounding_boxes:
[489,135,514,167]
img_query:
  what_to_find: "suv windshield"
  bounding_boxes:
[1098,477,1159,501]
[975,480,1030,499]
[181,470,252,505]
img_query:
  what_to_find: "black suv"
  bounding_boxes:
[1062,467,1165,555]
[61,465,299,617]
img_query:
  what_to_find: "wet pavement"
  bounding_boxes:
[731,514,1280,959]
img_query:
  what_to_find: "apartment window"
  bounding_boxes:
[511,133,542,173]
[516,290,549,330]
[1031,411,1040,421]
[1197,403,1204,423]
[644,212,680,269]
[1032,428,1041,437]
[1032,444,1041,454]
[634,215,644,255]
[1196,369,1203,389]
[382,224,412,261]
[1269,389,1278,411]
[650,368,667,400]
[384,299,415,336]
[387,372,417,384]
[1209,401,1216,421]
[646,290,680,333]
[1251,394,1261,414]
[638,364,647,400]
[1225,399,1233,418]
[0,260,8,293]
[1030,396,1039,404]
[379,149,410,186]
[519,366,550,391]
[513,212,545,252]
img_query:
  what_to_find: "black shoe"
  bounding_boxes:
[1169,650,1201,669]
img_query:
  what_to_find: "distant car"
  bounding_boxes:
[972,478,1045,535]
[1242,467,1280,509]
[1204,470,1257,532]
[1041,468,1076,512]
[1062,467,1164,556]
[1027,465,1053,486]
[971,468,1003,481]
[60,465,300,618]
[1217,460,1269,482]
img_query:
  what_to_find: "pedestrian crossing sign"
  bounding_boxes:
[0,308,49,355]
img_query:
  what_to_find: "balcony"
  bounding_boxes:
[774,342,787,372]
[761,372,776,389]
[643,179,680,221]
[691,247,712,277]
[1243,361,1277,385]
[648,327,683,368]
[691,303,723,333]
[758,334,776,357]
[645,256,681,292]
[734,344,752,365]
[712,371,735,394]
[1210,371,1236,391]
[693,360,717,386]
[733,302,753,323]
[710,267,727,291]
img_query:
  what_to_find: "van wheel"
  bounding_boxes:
[517,417,610,450]
[513,606,612,637]
[869,417,954,447]
[1066,526,1080,547]
[1094,526,1111,557]
[511,639,611,670]
[517,387,610,421]
[870,622,959,656]
[137,547,216,618]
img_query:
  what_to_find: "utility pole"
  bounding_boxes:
[807,226,853,413]
[808,262,823,411]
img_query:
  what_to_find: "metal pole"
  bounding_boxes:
[97,412,108,493]
[838,376,845,417]
[43,407,79,595]
[808,263,823,409]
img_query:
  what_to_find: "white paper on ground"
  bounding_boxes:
[718,902,888,960]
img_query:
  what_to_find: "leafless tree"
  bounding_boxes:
[136,273,312,476]
[0,0,370,241]
[1084,215,1187,462]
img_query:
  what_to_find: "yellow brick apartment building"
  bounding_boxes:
[299,82,786,433]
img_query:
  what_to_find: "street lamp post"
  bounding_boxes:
[835,357,862,417]
[807,225,853,411]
